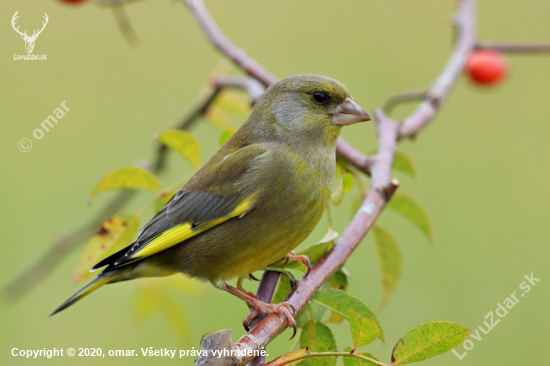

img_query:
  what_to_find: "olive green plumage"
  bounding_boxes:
[51,74,371,316]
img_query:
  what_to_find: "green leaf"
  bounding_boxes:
[89,167,161,202]
[317,227,339,245]
[348,309,380,349]
[392,151,418,178]
[299,321,337,366]
[328,271,348,291]
[219,128,237,146]
[326,311,344,324]
[296,302,327,328]
[331,172,354,205]
[387,191,434,242]
[312,289,385,343]
[157,130,201,170]
[391,321,469,364]
[74,214,139,283]
[343,347,380,366]
[272,275,292,304]
[373,226,403,310]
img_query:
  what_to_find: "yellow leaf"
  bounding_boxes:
[89,167,161,203]
[157,130,201,171]
[74,214,139,283]
[219,128,237,146]
[204,106,235,130]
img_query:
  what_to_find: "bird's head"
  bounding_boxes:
[251,74,371,147]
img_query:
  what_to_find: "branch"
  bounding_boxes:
[192,0,477,364]
[183,1,374,176]
[397,0,477,139]
[476,40,550,53]
[185,0,278,87]
[382,88,428,114]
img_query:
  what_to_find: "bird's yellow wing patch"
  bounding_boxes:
[128,196,255,261]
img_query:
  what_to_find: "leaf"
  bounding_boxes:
[392,151,418,178]
[391,321,469,364]
[266,348,309,366]
[387,191,434,243]
[73,214,139,283]
[348,309,380,349]
[272,275,292,304]
[89,167,161,202]
[373,226,403,310]
[219,128,237,146]
[161,296,191,344]
[296,302,327,328]
[204,105,235,130]
[299,321,337,366]
[326,311,344,324]
[216,89,251,116]
[133,283,159,321]
[343,347,380,366]
[328,271,348,291]
[157,130,201,170]
[312,289,385,343]
[317,227,339,245]
[331,172,354,205]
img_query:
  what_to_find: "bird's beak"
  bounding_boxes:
[332,97,372,126]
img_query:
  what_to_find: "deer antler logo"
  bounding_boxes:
[12,11,49,54]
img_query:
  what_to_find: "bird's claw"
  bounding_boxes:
[241,298,297,339]
[284,251,311,275]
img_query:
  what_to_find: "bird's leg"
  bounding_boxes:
[219,282,297,337]
[284,251,311,274]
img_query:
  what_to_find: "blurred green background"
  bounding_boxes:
[1,0,549,365]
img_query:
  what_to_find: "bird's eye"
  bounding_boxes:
[313,92,329,104]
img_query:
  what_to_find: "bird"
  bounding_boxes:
[51,74,372,334]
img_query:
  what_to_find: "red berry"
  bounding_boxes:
[58,0,85,3]
[466,50,507,86]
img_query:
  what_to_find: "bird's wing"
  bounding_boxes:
[92,144,268,269]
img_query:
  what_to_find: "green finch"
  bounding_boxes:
[51,74,371,332]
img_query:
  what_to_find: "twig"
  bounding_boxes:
[382,88,428,114]
[182,1,374,177]
[191,0,476,364]
[476,41,550,53]
[111,5,141,46]
[4,191,134,300]
[265,350,389,366]
[248,271,281,366]
[185,0,278,87]
[397,0,477,139]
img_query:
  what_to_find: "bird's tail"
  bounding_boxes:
[50,270,120,317]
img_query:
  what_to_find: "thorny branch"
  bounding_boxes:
[189,0,476,365]
[5,0,549,363]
